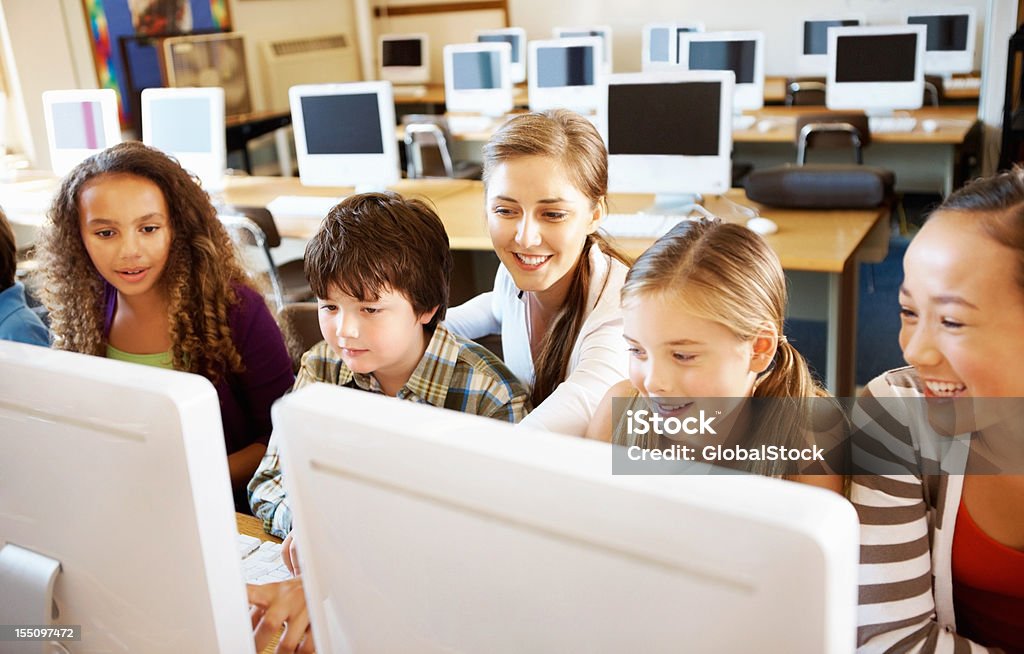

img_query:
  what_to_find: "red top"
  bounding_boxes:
[951,497,1024,654]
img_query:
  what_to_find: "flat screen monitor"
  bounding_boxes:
[141,86,226,191]
[276,384,859,653]
[601,70,734,203]
[905,7,976,75]
[642,22,705,71]
[677,31,764,111]
[798,15,863,76]
[476,27,527,84]
[379,33,430,85]
[0,340,254,653]
[288,81,399,190]
[826,25,926,112]
[443,43,513,116]
[41,89,121,177]
[163,32,253,117]
[528,37,605,114]
[553,25,613,75]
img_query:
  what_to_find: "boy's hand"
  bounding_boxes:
[247,579,315,653]
[282,532,301,576]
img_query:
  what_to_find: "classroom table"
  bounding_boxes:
[219,176,888,396]
[732,105,979,195]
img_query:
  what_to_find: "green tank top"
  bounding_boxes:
[106,343,174,370]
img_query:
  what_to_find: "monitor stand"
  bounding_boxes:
[643,193,716,219]
[0,543,62,631]
[392,85,429,99]
[355,183,390,194]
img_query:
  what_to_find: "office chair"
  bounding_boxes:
[923,74,943,107]
[785,77,827,106]
[279,302,322,371]
[401,114,483,179]
[217,207,313,311]
[795,112,871,165]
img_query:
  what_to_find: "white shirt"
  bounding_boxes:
[445,244,629,436]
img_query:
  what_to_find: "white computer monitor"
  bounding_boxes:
[641,22,705,71]
[288,81,399,191]
[677,30,765,111]
[141,86,226,191]
[826,24,926,112]
[797,15,864,76]
[0,340,254,653]
[905,7,976,76]
[476,27,527,84]
[443,42,513,116]
[553,25,613,75]
[528,37,605,114]
[276,384,859,653]
[378,33,430,85]
[602,70,734,207]
[41,89,121,177]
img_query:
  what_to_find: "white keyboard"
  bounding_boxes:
[266,194,343,219]
[944,76,981,90]
[446,115,496,135]
[731,115,757,131]
[392,85,429,98]
[601,214,692,239]
[868,116,918,133]
[238,533,292,585]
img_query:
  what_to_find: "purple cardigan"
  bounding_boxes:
[104,283,294,454]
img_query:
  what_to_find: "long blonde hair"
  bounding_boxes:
[483,109,631,405]
[36,141,256,382]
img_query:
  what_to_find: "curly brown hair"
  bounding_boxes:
[36,141,256,381]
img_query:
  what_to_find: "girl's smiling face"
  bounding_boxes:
[899,211,1024,399]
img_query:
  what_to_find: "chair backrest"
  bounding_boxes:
[785,77,826,106]
[795,112,871,165]
[229,205,282,248]
[217,212,285,311]
[280,302,322,371]
[923,74,943,107]
[401,114,455,178]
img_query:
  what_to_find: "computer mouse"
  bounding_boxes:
[921,119,938,133]
[757,120,775,133]
[746,216,779,236]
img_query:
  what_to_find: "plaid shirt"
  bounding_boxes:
[247,323,530,538]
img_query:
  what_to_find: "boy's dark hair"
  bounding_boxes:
[0,207,16,291]
[305,192,453,330]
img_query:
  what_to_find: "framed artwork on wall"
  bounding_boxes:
[81,0,231,126]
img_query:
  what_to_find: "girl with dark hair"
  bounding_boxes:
[36,141,294,499]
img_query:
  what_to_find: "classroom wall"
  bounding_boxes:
[506,0,991,76]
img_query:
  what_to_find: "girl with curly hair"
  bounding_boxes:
[36,141,294,501]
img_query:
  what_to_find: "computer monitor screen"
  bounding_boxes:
[0,340,254,653]
[641,22,705,71]
[905,7,976,75]
[553,25,613,74]
[141,86,226,191]
[528,37,604,113]
[378,33,430,85]
[476,27,526,83]
[289,81,399,190]
[798,16,863,76]
[277,384,859,653]
[41,89,121,177]
[602,70,733,200]
[444,43,513,116]
[677,31,764,111]
[826,25,925,112]
[163,32,253,117]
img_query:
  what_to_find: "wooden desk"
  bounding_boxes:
[732,105,979,195]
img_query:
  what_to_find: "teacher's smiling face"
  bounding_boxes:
[485,155,603,301]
